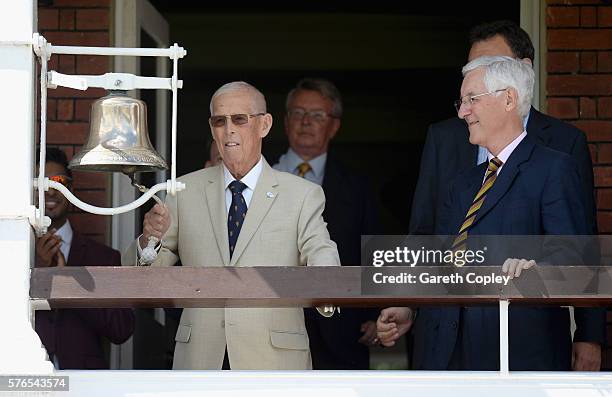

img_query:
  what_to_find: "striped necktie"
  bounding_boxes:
[297,162,311,178]
[452,157,503,254]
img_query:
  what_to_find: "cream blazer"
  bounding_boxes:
[123,159,340,369]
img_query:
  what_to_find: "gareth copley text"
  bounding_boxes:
[372,272,511,286]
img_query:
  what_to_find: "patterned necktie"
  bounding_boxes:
[297,162,311,178]
[452,157,503,252]
[227,180,248,259]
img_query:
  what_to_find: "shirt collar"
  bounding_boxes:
[487,130,527,165]
[55,219,73,248]
[286,148,327,178]
[223,155,264,191]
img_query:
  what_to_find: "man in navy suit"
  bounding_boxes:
[35,148,135,369]
[274,78,380,369]
[377,20,604,371]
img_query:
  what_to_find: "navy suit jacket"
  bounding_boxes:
[409,108,605,352]
[35,233,135,369]
[303,155,380,369]
[413,135,588,370]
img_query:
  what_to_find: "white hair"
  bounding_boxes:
[209,81,267,114]
[462,56,534,119]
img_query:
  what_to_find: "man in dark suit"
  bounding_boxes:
[274,78,380,369]
[377,20,604,371]
[35,147,135,369]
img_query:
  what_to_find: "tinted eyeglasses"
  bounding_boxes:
[209,113,265,128]
[287,108,333,123]
[48,174,72,187]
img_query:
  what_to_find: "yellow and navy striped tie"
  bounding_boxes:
[297,162,311,178]
[452,157,503,254]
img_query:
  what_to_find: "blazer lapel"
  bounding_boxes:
[204,165,230,266]
[67,232,86,266]
[473,136,535,226]
[230,159,278,265]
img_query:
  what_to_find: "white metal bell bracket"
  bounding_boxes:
[31,33,186,236]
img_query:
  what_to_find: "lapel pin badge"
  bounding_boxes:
[266,192,275,198]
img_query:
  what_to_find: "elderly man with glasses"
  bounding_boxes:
[273,78,380,370]
[387,56,588,371]
[123,81,340,370]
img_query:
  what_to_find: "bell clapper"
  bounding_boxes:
[129,173,163,266]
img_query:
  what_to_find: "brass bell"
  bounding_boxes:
[69,90,168,174]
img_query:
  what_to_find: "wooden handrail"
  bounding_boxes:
[29,266,612,308]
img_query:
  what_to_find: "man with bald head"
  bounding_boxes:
[123,81,340,370]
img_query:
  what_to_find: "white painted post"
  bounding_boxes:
[499,300,510,374]
[0,0,54,374]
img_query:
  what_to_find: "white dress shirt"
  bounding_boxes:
[54,219,73,262]
[273,148,327,186]
[222,156,263,212]
[483,130,527,183]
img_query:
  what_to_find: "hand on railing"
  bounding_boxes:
[502,258,536,279]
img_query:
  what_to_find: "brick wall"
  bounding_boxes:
[38,0,111,244]
[546,0,612,370]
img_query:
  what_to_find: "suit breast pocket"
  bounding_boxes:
[261,229,292,243]
[175,324,192,343]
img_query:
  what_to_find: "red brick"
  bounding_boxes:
[57,145,74,160]
[75,99,95,121]
[581,6,597,26]
[76,55,108,75]
[580,51,597,72]
[59,9,75,31]
[548,29,612,50]
[580,97,597,118]
[600,6,612,27]
[597,210,612,232]
[43,31,109,47]
[590,143,598,162]
[599,52,612,72]
[75,189,109,208]
[595,166,612,187]
[548,75,612,96]
[46,99,57,121]
[547,6,580,27]
[75,9,109,30]
[71,170,109,190]
[53,0,110,7]
[573,120,612,141]
[47,121,89,144]
[58,55,75,74]
[38,9,59,30]
[69,212,108,235]
[548,0,605,4]
[48,54,59,71]
[599,97,612,118]
[49,87,107,99]
[599,189,612,209]
[548,52,580,73]
[548,97,579,119]
[57,99,74,121]
[600,144,612,163]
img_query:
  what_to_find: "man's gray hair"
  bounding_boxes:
[286,78,343,118]
[210,81,267,114]
[462,56,534,119]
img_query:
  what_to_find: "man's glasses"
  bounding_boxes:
[454,89,507,113]
[287,108,334,123]
[48,174,72,187]
[209,113,265,128]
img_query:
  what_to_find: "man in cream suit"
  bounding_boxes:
[123,81,340,370]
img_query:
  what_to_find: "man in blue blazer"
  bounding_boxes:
[377,20,604,371]
[423,56,586,370]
